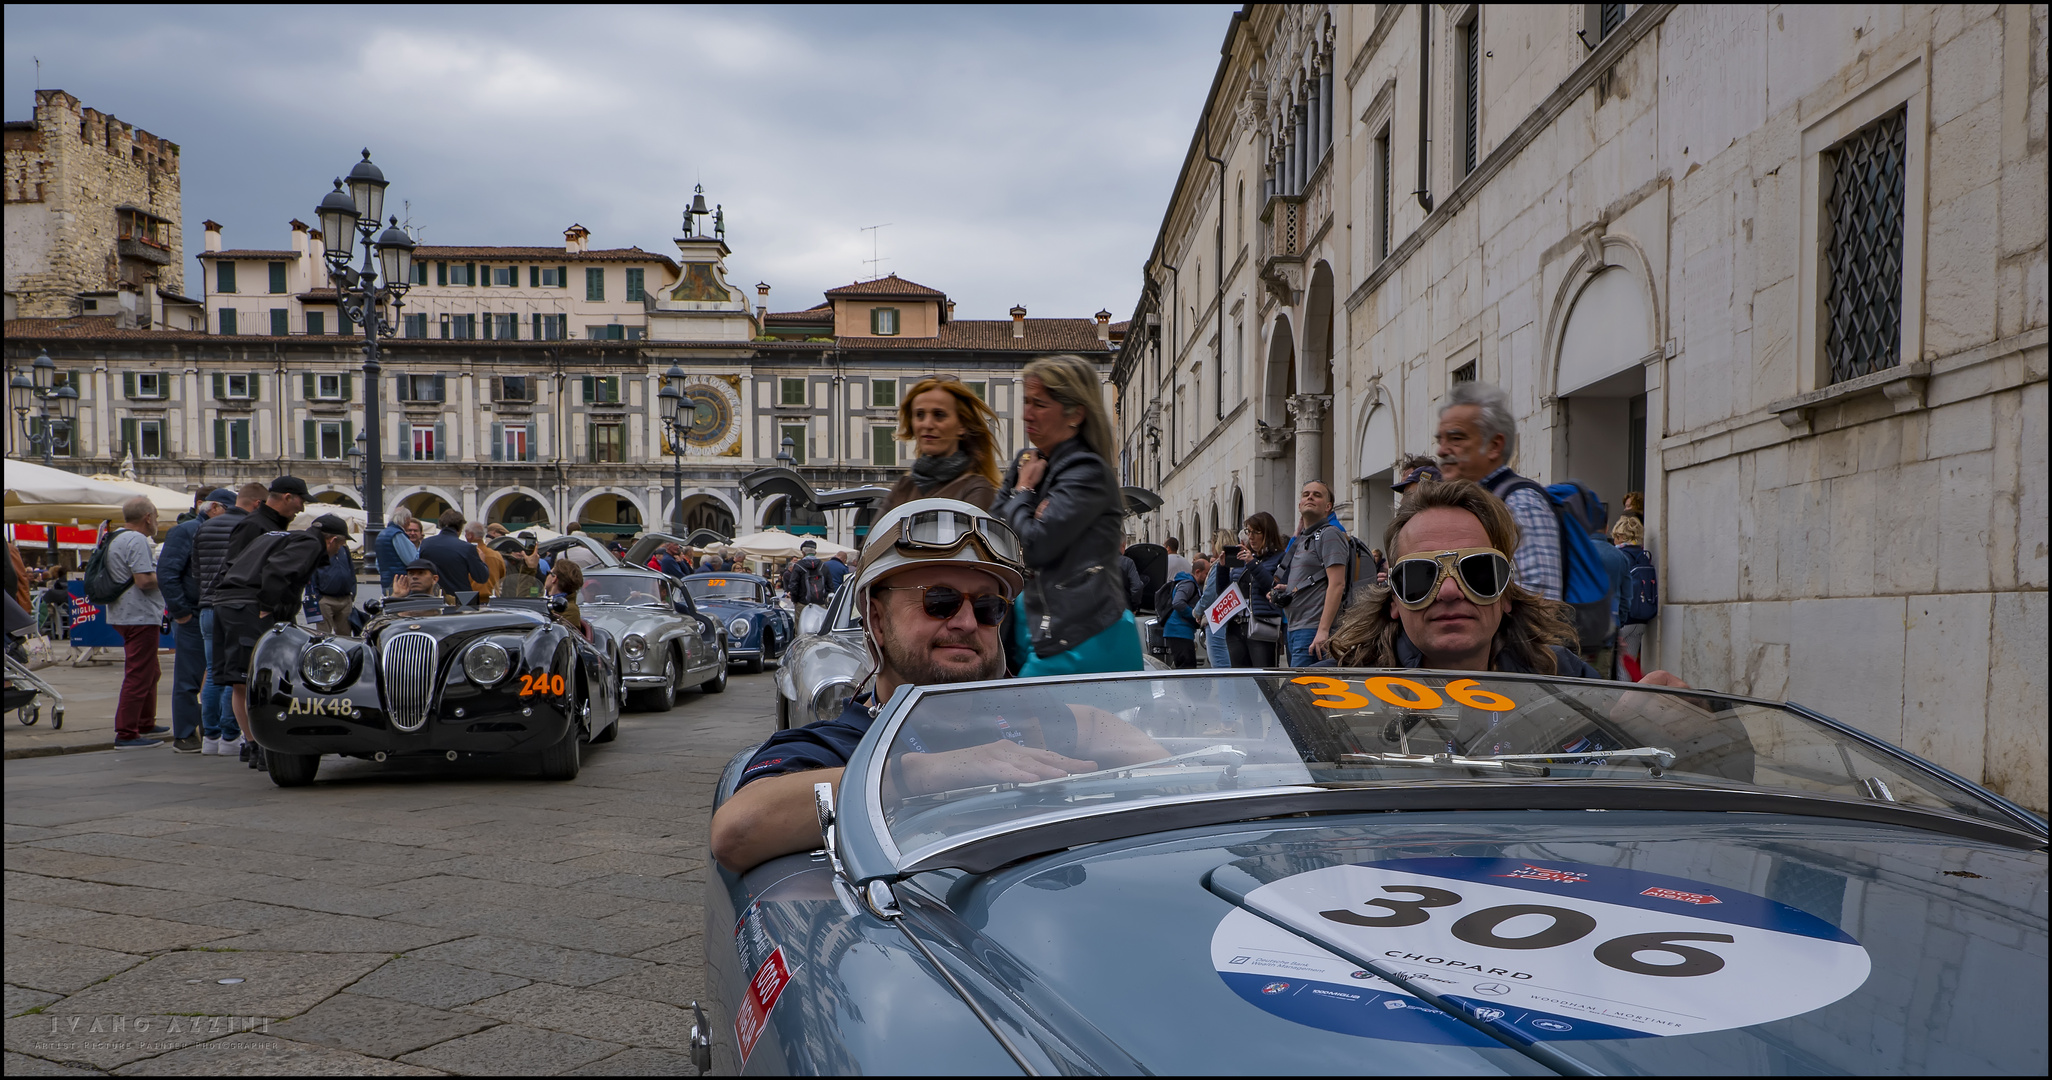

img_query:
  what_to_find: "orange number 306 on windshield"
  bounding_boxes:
[1291,675,1514,712]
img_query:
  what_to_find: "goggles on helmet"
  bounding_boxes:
[882,506,1023,570]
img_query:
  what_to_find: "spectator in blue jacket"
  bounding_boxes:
[1161,568,1200,668]
[823,552,849,594]
[373,507,419,593]
[158,488,236,753]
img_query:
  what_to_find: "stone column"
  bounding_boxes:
[1287,392,1328,492]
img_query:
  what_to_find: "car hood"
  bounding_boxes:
[364,604,547,642]
[911,812,2046,1074]
[695,597,767,615]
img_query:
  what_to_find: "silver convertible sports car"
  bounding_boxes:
[699,669,2047,1075]
[773,581,869,731]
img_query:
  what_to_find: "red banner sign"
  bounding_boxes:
[734,946,791,1063]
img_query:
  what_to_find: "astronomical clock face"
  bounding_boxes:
[675,374,742,457]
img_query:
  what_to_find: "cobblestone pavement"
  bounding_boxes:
[3,667,779,1075]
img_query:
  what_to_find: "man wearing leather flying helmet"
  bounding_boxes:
[709,498,1161,873]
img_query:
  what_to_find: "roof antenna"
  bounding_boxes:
[34,56,42,89]
[861,223,892,281]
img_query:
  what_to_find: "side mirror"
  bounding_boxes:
[797,605,827,638]
[548,593,570,614]
[363,598,385,617]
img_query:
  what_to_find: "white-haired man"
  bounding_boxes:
[709,499,1162,873]
[1434,381,1561,601]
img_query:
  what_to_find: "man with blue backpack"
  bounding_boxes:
[1435,382,1624,665]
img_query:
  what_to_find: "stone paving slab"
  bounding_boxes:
[31,884,200,919]
[396,1022,621,1074]
[3,1048,107,1075]
[564,1046,701,1075]
[39,951,390,1021]
[3,937,148,995]
[376,875,642,920]
[4,1013,239,1073]
[401,937,650,989]
[266,992,496,1059]
[212,914,465,955]
[111,1031,444,1075]
[458,981,697,1050]
[6,899,110,934]
[341,960,531,1012]
[6,983,63,1017]
[21,915,242,955]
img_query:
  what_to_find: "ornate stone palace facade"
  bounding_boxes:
[5,206,1117,548]
[1116,5,2046,810]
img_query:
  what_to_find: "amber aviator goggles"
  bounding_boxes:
[1387,548,1514,609]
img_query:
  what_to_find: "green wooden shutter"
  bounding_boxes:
[437,261,447,287]
[301,373,315,400]
[532,313,542,340]
[212,418,226,459]
[584,421,594,462]
[491,422,503,462]
[211,373,225,399]
[341,372,353,402]
[528,265,538,287]
[342,420,354,459]
[395,371,409,401]
[557,266,568,288]
[479,264,490,287]
[119,417,135,456]
[581,375,594,403]
[434,422,446,461]
[302,418,316,459]
[465,263,475,287]
[123,372,136,398]
[433,374,446,402]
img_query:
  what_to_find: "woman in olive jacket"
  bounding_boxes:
[879,376,1001,513]
[992,355,1143,676]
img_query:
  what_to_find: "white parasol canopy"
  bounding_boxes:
[729,528,855,559]
[2,460,138,526]
[89,474,196,519]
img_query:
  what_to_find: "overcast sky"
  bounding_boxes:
[5,4,1235,322]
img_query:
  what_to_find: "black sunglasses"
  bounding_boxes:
[879,584,1009,626]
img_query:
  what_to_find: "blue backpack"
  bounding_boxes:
[1494,477,1619,650]
[1618,544,1658,625]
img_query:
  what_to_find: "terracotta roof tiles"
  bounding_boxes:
[823,274,946,299]
[414,246,678,270]
[197,249,299,260]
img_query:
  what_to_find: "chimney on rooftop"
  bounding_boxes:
[290,219,309,258]
[945,300,956,322]
[565,224,590,253]
[1010,304,1027,339]
[1095,309,1112,343]
[308,228,325,266]
[756,282,770,324]
[202,220,222,253]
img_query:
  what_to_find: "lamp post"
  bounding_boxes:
[345,429,367,496]
[9,350,80,466]
[316,150,415,533]
[655,364,688,533]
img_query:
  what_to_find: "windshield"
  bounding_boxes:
[877,672,2014,860]
[685,578,763,603]
[580,573,668,607]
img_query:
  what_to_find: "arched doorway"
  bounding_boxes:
[486,491,551,530]
[576,492,644,542]
[1260,313,1298,522]
[1301,261,1337,498]
[1355,397,1398,553]
[760,495,826,536]
[676,493,735,540]
[399,490,452,524]
[1553,265,1653,518]
[313,491,361,509]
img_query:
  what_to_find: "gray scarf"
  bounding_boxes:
[909,451,971,492]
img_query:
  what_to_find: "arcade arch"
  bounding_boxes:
[571,488,646,539]
[482,487,553,530]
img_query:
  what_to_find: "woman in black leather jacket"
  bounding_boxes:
[1225,511,1288,667]
[993,354,1144,676]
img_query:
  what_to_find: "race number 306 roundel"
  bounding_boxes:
[1211,858,1870,1045]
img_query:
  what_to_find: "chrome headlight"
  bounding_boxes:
[622,634,647,660]
[810,680,858,723]
[729,617,751,639]
[462,641,511,686]
[301,642,353,692]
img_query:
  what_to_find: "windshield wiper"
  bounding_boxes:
[1015,744,1248,790]
[1338,752,1551,776]
[1486,746,1676,768]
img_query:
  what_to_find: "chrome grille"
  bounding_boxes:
[381,631,437,732]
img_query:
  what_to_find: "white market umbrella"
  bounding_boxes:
[2,459,135,525]
[730,528,854,559]
[89,474,196,519]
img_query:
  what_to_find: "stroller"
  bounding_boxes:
[4,593,63,729]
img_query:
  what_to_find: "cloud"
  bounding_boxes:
[4,4,1234,320]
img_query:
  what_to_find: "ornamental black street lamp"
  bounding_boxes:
[656,363,688,532]
[345,429,368,493]
[9,349,80,466]
[316,149,415,533]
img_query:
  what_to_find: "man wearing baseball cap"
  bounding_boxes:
[156,488,239,753]
[221,475,309,571]
[210,512,350,755]
[709,498,1163,873]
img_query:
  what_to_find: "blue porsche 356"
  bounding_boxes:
[681,572,795,674]
[699,669,2046,1075]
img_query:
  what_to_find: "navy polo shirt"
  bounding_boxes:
[737,694,876,788]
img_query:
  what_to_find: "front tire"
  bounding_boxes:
[267,751,320,787]
[631,650,677,713]
[537,714,583,781]
[745,631,772,674]
[700,646,728,694]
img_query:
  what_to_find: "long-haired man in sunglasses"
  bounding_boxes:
[1325,480,1687,688]
[710,498,1163,873]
